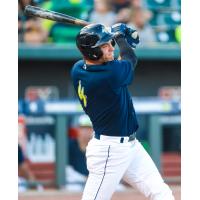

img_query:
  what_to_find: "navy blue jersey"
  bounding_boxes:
[71,59,138,137]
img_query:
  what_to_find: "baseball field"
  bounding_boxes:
[19,185,180,200]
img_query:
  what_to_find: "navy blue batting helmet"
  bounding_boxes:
[76,24,115,60]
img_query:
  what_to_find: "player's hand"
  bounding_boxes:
[111,23,127,38]
[126,27,140,49]
[111,23,140,48]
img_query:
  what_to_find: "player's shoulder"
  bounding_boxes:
[107,59,133,85]
[107,59,132,72]
[71,60,84,76]
[73,60,84,70]
[108,59,131,67]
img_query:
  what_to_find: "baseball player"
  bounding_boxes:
[71,23,174,200]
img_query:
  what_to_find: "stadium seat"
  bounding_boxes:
[149,11,159,26]
[146,0,170,8]
[49,23,81,44]
[49,0,92,44]
[29,162,56,188]
[170,0,181,8]
[156,29,176,43]
[51,0,92,20]
[161,152,181,180]
[156,12,181,26]
[166,11,181,25]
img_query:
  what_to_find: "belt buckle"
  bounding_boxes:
[128,133,136,142]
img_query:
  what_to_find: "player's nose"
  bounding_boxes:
[109,43,115,51]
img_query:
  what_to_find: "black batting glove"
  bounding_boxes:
[125,27,140,49]
[111,23,127,39]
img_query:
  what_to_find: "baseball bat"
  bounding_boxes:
[24,5,90,26]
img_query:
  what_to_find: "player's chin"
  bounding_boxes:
[105,55,114,62]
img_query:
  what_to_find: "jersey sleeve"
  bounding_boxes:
[71,60,84,79]
[109,60,134,88]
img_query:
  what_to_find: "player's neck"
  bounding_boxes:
[85,59,104,65]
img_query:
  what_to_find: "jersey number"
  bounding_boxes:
[78,80,87,107]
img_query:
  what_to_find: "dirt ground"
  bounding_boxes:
[19,185,180,200]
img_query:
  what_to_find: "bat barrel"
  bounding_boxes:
[24,5,90,26]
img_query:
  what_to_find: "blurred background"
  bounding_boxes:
[18,0,181,194]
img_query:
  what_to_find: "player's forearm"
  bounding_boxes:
[115,35,137,68]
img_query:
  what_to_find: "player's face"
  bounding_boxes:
[100,41,115,62]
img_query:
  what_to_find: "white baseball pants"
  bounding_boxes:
[81,136,174,200]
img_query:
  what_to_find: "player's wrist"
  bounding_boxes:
[114,32,125,40]
[111,23,127,37]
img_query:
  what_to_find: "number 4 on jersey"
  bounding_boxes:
[78,80,87,107]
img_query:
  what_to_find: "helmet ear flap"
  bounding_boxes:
[84,47,103,60]
[91,47,103,60]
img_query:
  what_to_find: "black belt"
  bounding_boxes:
[94,132,136,143]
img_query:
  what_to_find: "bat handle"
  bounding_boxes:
[75,19,90,26]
